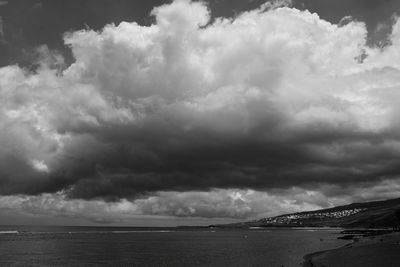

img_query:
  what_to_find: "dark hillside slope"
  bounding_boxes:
[213,198,400,229]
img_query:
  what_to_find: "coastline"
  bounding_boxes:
[303,230,400,267]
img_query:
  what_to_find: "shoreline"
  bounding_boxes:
[302,240,357,267]
[302,230,400,267]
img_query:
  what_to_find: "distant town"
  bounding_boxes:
[259,208,366,225]
[212,197,400,229]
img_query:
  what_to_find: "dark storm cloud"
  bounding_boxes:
[1,0,400,203]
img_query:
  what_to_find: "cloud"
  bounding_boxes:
[0,188,352,223]
[1,0,400,208]
[261,0,293,10]
[0,17,4,44]
[0,1,8,45]
[2,179,400,224]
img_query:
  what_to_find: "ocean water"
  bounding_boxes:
[0,226,348,267]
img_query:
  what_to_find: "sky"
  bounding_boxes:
[1,0,400,226]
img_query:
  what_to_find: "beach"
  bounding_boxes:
[303,232,400,267]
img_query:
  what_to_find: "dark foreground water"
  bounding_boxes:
[0,226,348,267]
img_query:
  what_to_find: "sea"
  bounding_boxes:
[0,226,348,267]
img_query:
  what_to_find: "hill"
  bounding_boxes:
[211,198,400,229]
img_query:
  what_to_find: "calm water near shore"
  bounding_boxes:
[0,226,348,267]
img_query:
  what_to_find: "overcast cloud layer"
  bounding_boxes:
[2,0,400,223]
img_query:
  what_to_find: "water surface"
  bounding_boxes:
[0,226,348,267]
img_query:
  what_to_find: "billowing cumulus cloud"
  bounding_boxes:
[1,0,400,221]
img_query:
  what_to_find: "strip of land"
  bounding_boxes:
[303,231,400,267]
